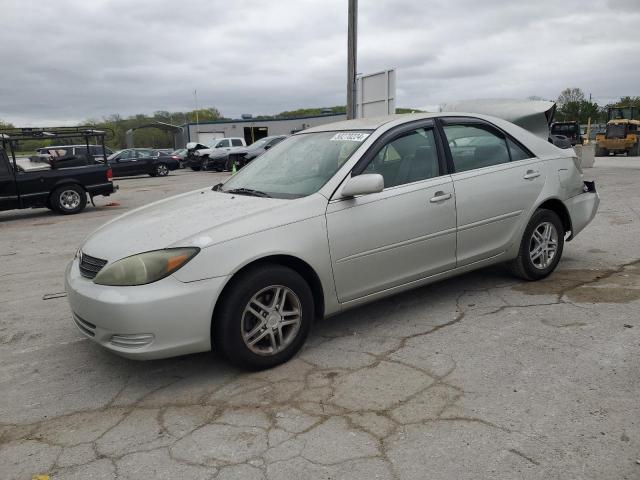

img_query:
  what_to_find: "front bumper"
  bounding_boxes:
[65,258,228,360]
[565,181,599,239]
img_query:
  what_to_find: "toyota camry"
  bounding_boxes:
[66,113,599,369]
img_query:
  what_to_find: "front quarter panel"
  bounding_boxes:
[173,197,340,316]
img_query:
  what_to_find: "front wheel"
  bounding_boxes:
[51,185,87,215]
[508,208,564,281]
[213,265,314,370]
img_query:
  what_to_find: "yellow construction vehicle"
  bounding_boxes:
[595,106,640,156]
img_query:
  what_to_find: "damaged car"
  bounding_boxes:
[66,112,599,369]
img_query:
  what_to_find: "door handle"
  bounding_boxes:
[429,191,452,203]
[523,170,540,179]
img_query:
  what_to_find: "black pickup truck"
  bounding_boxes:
[0,127,117,215]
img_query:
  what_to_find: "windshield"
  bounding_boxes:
[221,130,371,199]
[606,124,627,139]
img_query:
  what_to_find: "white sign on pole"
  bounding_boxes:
[355,69,396,118]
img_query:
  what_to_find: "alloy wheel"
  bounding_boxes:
[529,221,558,269]
[241,285,302,356]
[157,164,169,176]
[60,189,81,210]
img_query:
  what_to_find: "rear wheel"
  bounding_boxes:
[51,185,87,215]
[213,265,314,370]
[155,163,169,177]
[508,209,564,281]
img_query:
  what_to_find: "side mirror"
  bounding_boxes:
[341,173,384,197]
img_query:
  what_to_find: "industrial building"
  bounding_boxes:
[181,113,347,146]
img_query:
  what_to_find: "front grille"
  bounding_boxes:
[79,252,108,279]
[73,313,96,337]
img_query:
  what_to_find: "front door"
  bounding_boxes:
[112,150,139,176]
[440,118,547,266]
[327,124,457,303]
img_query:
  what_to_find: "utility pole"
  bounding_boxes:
[194,89,200,127]
[346,0,357,120]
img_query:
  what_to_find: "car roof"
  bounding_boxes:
[39,144,104,148]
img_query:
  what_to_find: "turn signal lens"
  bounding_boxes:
[93,248,200,286]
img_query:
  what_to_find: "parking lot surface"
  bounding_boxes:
[1,162,639,479]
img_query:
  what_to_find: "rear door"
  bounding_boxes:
[439,118,546,266]
[327,122,457,302]
[134,149,154,174]
[0,149,19,210]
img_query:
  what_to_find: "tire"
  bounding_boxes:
[190,166,201,171]
[155,163,169,177]
[213,265,314,370]
[595,146,607,157]
[508,208,564,281]
[225,159,232,172]
[51,185,87,215]
[629,143,639,157]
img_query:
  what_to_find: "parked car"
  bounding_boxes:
[105,149,180,177]
[550,122,583,146]
[171,148,188,168]
[66,113,599,369]
[190,137,247,171]
[36,145,114,168]
[1,141,116,215]
[226,135,288,171]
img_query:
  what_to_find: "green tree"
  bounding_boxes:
[186,107,222,123]
[555,88,605,123]
[557,88,585,108]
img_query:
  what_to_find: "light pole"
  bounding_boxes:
[193,89,200,127]
[346,0,357,120]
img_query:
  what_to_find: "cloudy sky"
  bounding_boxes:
[1,0,638,125]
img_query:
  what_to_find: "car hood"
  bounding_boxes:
[80,188,322,262]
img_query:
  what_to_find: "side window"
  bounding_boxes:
[136,150,152,158]
[216,139,230,148]
[119,150,133,160]
[231,139,243,147]
[507,138,533,161]
[363,128,440,189]
[443,124,510,173]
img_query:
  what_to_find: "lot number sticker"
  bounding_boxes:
[330,132,370,142]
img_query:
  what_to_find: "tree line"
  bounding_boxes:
[1,91,637,152]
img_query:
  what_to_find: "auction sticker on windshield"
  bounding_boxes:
[330,132,370,142]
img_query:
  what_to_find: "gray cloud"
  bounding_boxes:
[0,0,639,125]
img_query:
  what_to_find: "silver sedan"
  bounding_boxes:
[65,113,599,369]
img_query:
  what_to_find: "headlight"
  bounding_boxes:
[93,248,200,286]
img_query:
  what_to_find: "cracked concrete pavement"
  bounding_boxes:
[1,161,639,479]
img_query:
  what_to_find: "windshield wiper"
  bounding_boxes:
[225,187,271,198]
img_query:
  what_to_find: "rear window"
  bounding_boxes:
[551,124,579,137]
